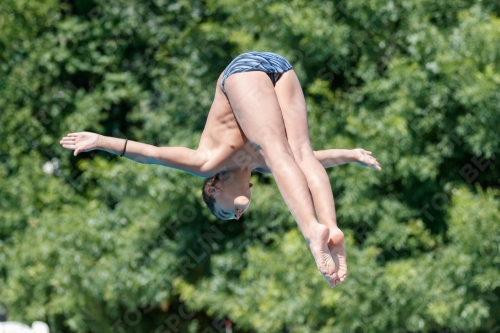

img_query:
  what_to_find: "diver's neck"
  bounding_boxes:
[222,167,252,176]
[220,167,252,183]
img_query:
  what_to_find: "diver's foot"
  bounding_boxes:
[308,224,347,287]
[328,227,347,285]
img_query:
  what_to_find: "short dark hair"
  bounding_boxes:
[202,173,220,218]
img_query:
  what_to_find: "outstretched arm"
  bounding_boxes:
[313,148,382,171]
[60,132,209,176]
[258,148,381,174]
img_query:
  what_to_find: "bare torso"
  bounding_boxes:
[197,74,271,175]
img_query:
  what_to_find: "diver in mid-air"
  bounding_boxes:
[60,52,381,287]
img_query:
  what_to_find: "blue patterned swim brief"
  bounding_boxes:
[221,52,293,94]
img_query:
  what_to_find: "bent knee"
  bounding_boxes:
[259,140,295,162]
[253,130,289,152]
[289,143,314,162]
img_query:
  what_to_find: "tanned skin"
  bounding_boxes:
[60,70,381,287]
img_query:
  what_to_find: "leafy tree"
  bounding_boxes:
[1,0,498,332]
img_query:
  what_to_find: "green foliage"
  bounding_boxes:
[1,0,499,332]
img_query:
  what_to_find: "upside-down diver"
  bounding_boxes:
[60,51,381,287]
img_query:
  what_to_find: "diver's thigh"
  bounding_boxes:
[224,71,289,151]
[274,70,314,159]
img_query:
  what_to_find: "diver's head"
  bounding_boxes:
[202,170,253,220]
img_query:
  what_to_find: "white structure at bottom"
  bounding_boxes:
[0,322,49,333]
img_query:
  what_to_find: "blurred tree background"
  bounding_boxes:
[1,0,499,332]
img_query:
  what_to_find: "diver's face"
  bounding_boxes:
[208,173,253,220]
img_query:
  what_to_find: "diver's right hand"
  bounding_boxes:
[60,132,100,156]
